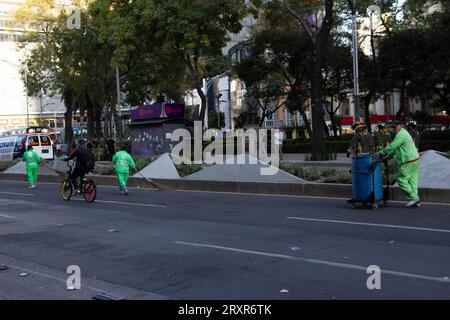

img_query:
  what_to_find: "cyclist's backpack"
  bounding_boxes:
[85,149,96,173]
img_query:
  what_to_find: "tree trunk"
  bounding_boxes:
[309,0,333,160]
[85,93,95,141]
[62,90,74,144]
[397,80,407,117]
[363,91,373,133]
[196,85,207,127]
[64,109,73,144]
[310,60,326,160]
[298,106,312,137]
[94,104,102,141]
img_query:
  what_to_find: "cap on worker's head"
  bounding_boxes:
[388,120,402,127]
[377,122,386,129]
[407,120,417,127]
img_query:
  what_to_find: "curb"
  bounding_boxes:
[1,173,449,204]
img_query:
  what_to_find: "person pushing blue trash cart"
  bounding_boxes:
[346,121,389,209]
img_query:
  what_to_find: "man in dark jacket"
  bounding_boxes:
[374,122,392,151]
[347,122,374,157]
[106,138,116,161]
[406,120,420,151]
[63,140,89,194]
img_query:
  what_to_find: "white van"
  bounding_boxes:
[26,134,54,160]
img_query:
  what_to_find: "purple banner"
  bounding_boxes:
[131,103,185,121]
[164,103,185,119]
[131,104,163,121]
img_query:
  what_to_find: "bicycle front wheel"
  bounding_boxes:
[83,179,97,203]
[60,179,73,201]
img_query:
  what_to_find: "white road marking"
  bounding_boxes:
[286,216,450,234]
[0,191,34,197]
[72,198,167,208]
[175,241,297,260]
[175,241,450,284]
[0,213,15,219]
[176,189,450,207]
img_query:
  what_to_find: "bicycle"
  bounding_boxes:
[60,160,97,202]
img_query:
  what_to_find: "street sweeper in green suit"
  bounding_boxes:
[379,120,421,208]
[112,145,136,195]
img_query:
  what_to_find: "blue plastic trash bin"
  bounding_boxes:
[352,154,383,203]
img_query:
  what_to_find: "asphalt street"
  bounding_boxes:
[0,180,449,299]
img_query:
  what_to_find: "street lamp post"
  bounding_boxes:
[348,0,360,122]
[115,66,122,143]
[203,72,228,129]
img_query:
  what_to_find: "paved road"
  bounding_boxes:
[0,180,449,299]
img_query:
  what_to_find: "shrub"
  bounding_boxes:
[175,163,203,177]
[419,140,450,152]
[283,140,350,154]
[420,129,450,141]
[0,158,21,172]
[134,156,156,171]
[280,164,343,182]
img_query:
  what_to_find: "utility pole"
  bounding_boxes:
[348,0,360,122]
[115,66,122,143]
[216,93,222,129]
[25,70,29,127]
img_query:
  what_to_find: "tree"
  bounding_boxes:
[147,0,248,126]
[248,28,314,135]
[376,0,450,116]
[322,44,353,136]
[251,0,338,160]
[235,45,288,127]
[16,1,118,143]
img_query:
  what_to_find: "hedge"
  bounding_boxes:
[283,141,350,153]
[418,140,450,152]
[420,129,450,141]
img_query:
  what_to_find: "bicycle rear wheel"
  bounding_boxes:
[60,179,73,201]
[83,179,97,203]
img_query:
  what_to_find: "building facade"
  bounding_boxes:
[0,0,67,137]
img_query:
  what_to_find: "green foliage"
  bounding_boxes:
[134,156,156,172]
[0,159,22,172]
[419,140,450,152]
[280,163,352,184]
[205,55,230,78]
[283,140,350,153]
[420,129,450,141]
[175,163,203,177]
[208,111,226,130]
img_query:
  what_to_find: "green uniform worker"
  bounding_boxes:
[374,122,392,151]
[347,122,374,157]
[380,121,421,207]
[22,145,41,189]
[112,146,136,195]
